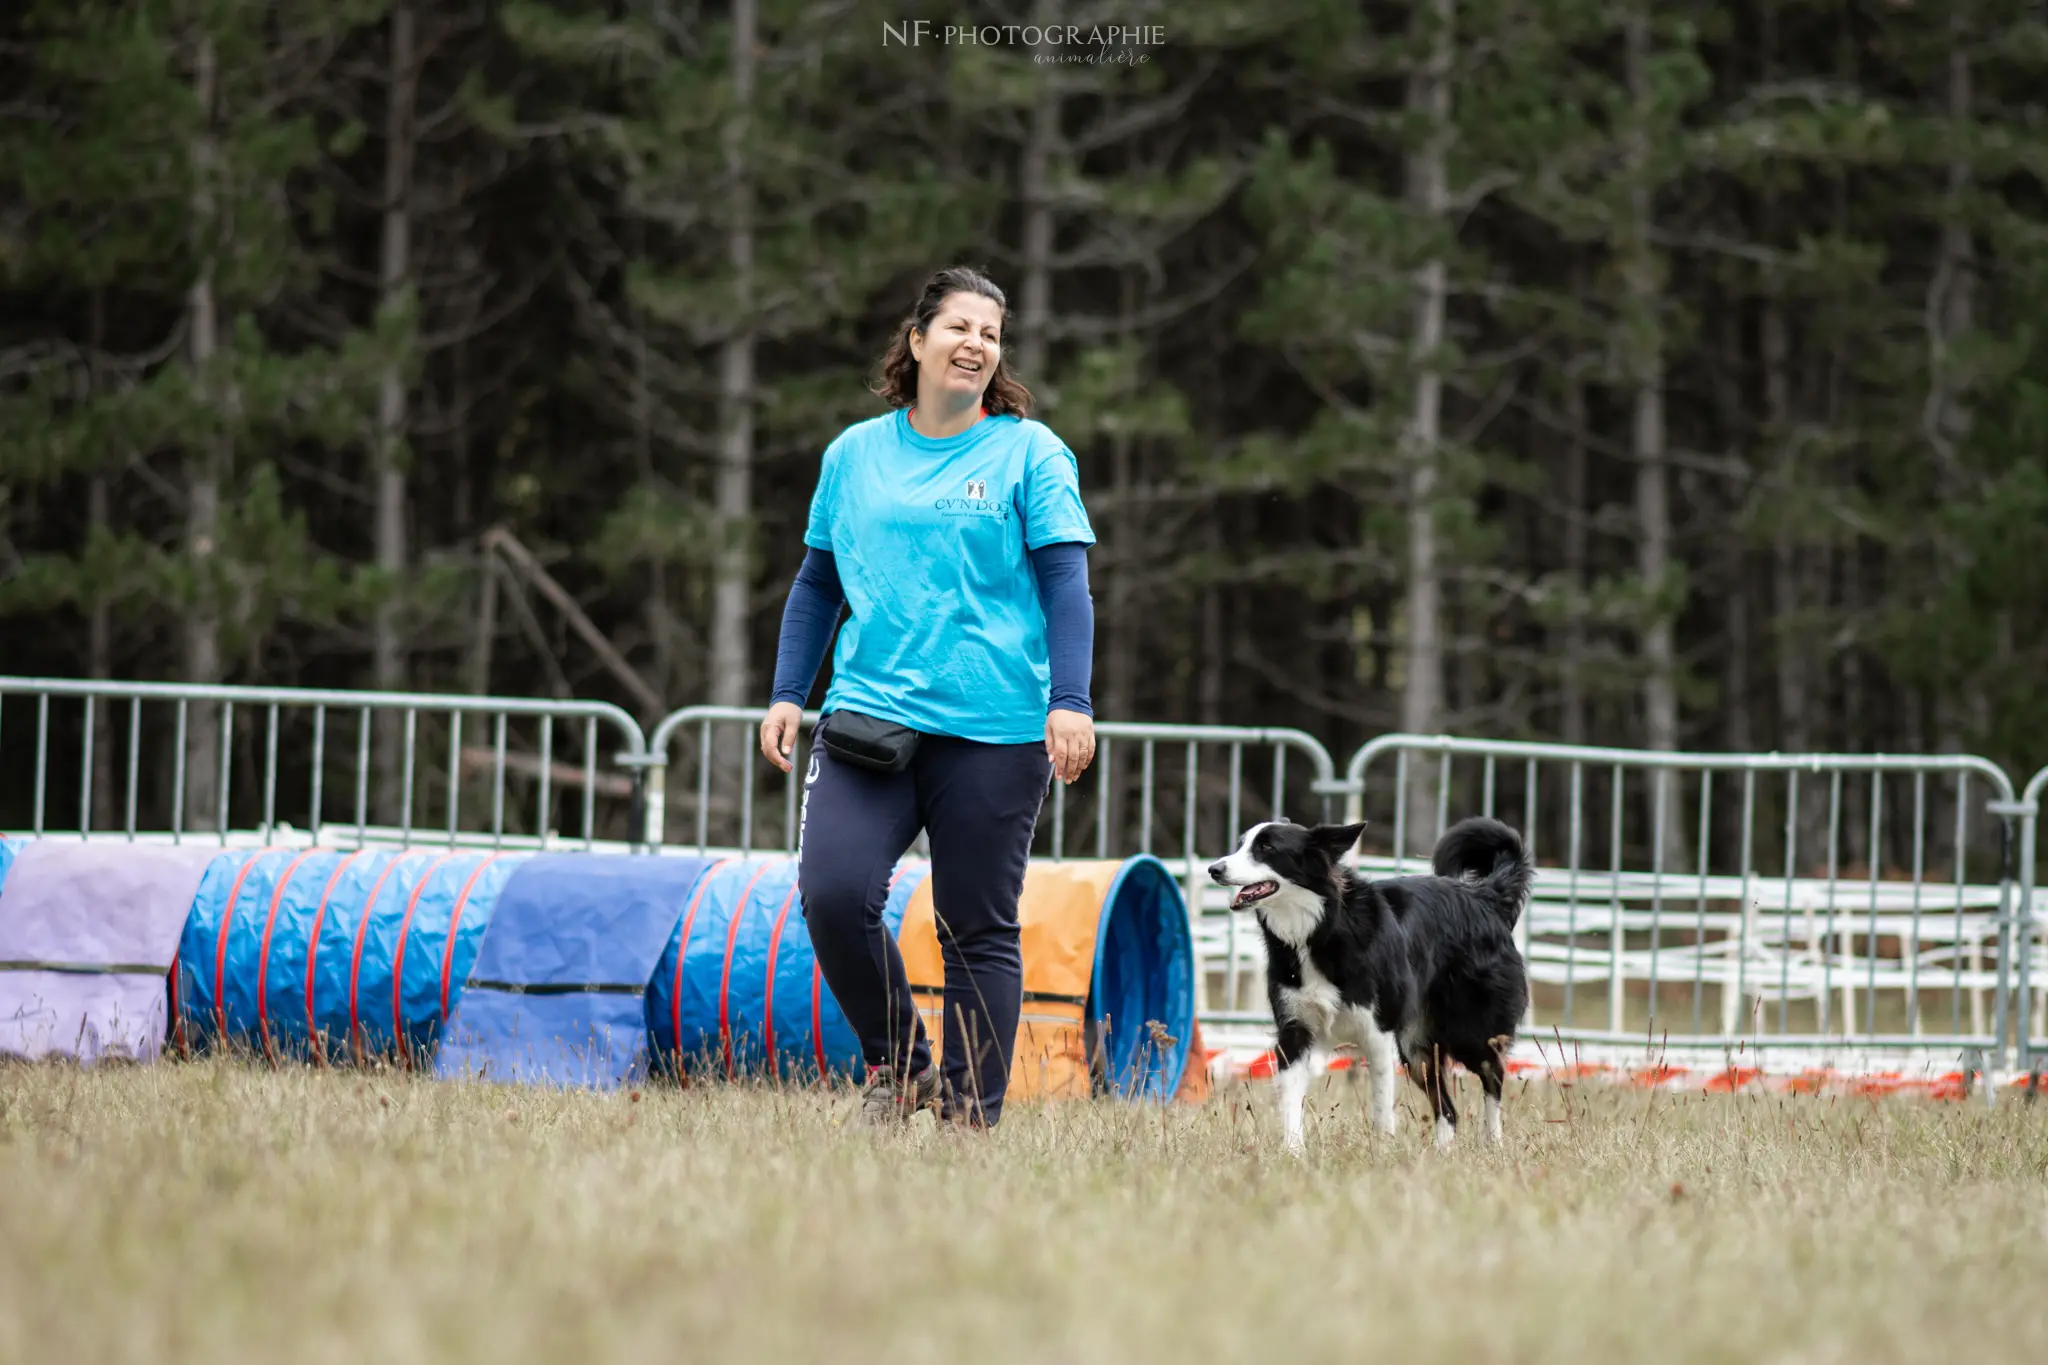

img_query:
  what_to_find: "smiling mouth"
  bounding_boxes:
[1231,881,1278,909]
[952,358,982,375]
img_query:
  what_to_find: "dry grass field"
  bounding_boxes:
[1,1056,2044,1364]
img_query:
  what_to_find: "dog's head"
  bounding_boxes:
[1207,820,1366,918]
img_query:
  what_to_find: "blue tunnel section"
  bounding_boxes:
[27,835,1198,1102]
[644,856,933,1083]
[435,853,723,1089]
[172,846,523,1062]
[1089,854,1198,1102]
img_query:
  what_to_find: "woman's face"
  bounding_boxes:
[910,291,1004,404]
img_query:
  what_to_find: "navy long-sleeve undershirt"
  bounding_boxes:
[768,543,1095,717]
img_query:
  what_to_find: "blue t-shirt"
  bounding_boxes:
[803,407,1097,744]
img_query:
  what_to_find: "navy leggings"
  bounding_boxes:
[797,733,1052,1126]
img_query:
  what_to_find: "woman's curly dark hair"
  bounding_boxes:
[871,265,1033,417]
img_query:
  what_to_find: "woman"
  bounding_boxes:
[759,264,1097,1130]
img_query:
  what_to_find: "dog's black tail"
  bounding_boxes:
[1431,816,1534,930]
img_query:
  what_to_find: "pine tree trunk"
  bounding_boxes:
[1102,426,1135,849]
[1716,313,1752,759]
[452,335,474,539]
[1016,0,1060,385]
[86,292,115,829]
[456,336,489,698]
[1199,585,1222,728]
[629,219,675,706]
[1622,3,1687,869]
[1398,0,1452,850]
[1367,585,1394,694]
[708,0,756,715]
[1763,300,1807,753]
[1841,545,1863,761]
[1926,27,1975,488]
[1103,433,1136,723]
[88,473,116,830]
[698,0,758,842]
[1761,0,1811,782]
[1722,524,1751,753]
[182,33,224,834]
[1561,371,1589,748]
[372,0,417,816]
[1929,22,1979,872]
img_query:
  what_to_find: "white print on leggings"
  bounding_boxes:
[796,747,820,857]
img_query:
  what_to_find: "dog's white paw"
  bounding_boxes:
[1433,1116,1456,1151]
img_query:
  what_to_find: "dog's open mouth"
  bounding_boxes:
[1231,881,1278,909]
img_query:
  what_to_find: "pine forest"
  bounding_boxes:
[4,0,2047,852]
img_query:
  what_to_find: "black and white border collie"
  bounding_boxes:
[1208,816,1533,1154]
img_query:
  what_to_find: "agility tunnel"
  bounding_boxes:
[0,834,1198,1102]
[170,847,525,1064]
[645,856,932,1086]
[435,853,723,1089]
[646,853,1197,1101]
[901,855,1199,1102]
[0,839,219,1064]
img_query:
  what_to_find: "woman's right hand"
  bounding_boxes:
[760,702,803,772]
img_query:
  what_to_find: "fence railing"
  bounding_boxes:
[0,677,651,853]
[2018,765,2048,1077]
[637,703,1345,1015]
[5,674,2046,1080]
[639,705,1343,856]
[1322,733,2027,1074]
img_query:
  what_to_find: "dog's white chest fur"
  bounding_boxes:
[1253,882,1378,1049]
[1277,955,1344,1036]
[1277,953,1380,1051]
[1215,823,1330,946]
[1255,884,1324,944]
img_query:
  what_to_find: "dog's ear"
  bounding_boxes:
[1309,821,1367,862]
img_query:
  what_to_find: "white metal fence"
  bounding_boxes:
[2017,764,2048,1079]
[1323,734,2028,1079]
[4,675,2044,1080]
[0,677,651,853]
[637,704,1345,1015]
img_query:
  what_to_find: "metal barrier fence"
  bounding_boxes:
[2018,765,2048,1077]
[0,677,650,852]
[640,705,1342,854]
[1318,733,2027,1074]
[638,704,1345,1014]
[6,673,2047,1080]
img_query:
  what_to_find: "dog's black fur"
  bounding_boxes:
[1207,815,1533,1147]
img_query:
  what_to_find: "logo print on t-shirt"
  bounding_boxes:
[936,477,1009,521]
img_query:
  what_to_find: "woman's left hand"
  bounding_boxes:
[1046,709,1096,784]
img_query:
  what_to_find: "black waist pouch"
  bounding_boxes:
[816,709,922,775]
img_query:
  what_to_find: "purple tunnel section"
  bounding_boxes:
[0,839,220,1064]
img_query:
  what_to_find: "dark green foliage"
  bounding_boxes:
[0,0,2044,789]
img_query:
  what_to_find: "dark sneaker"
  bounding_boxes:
[859,1062,944,1123]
